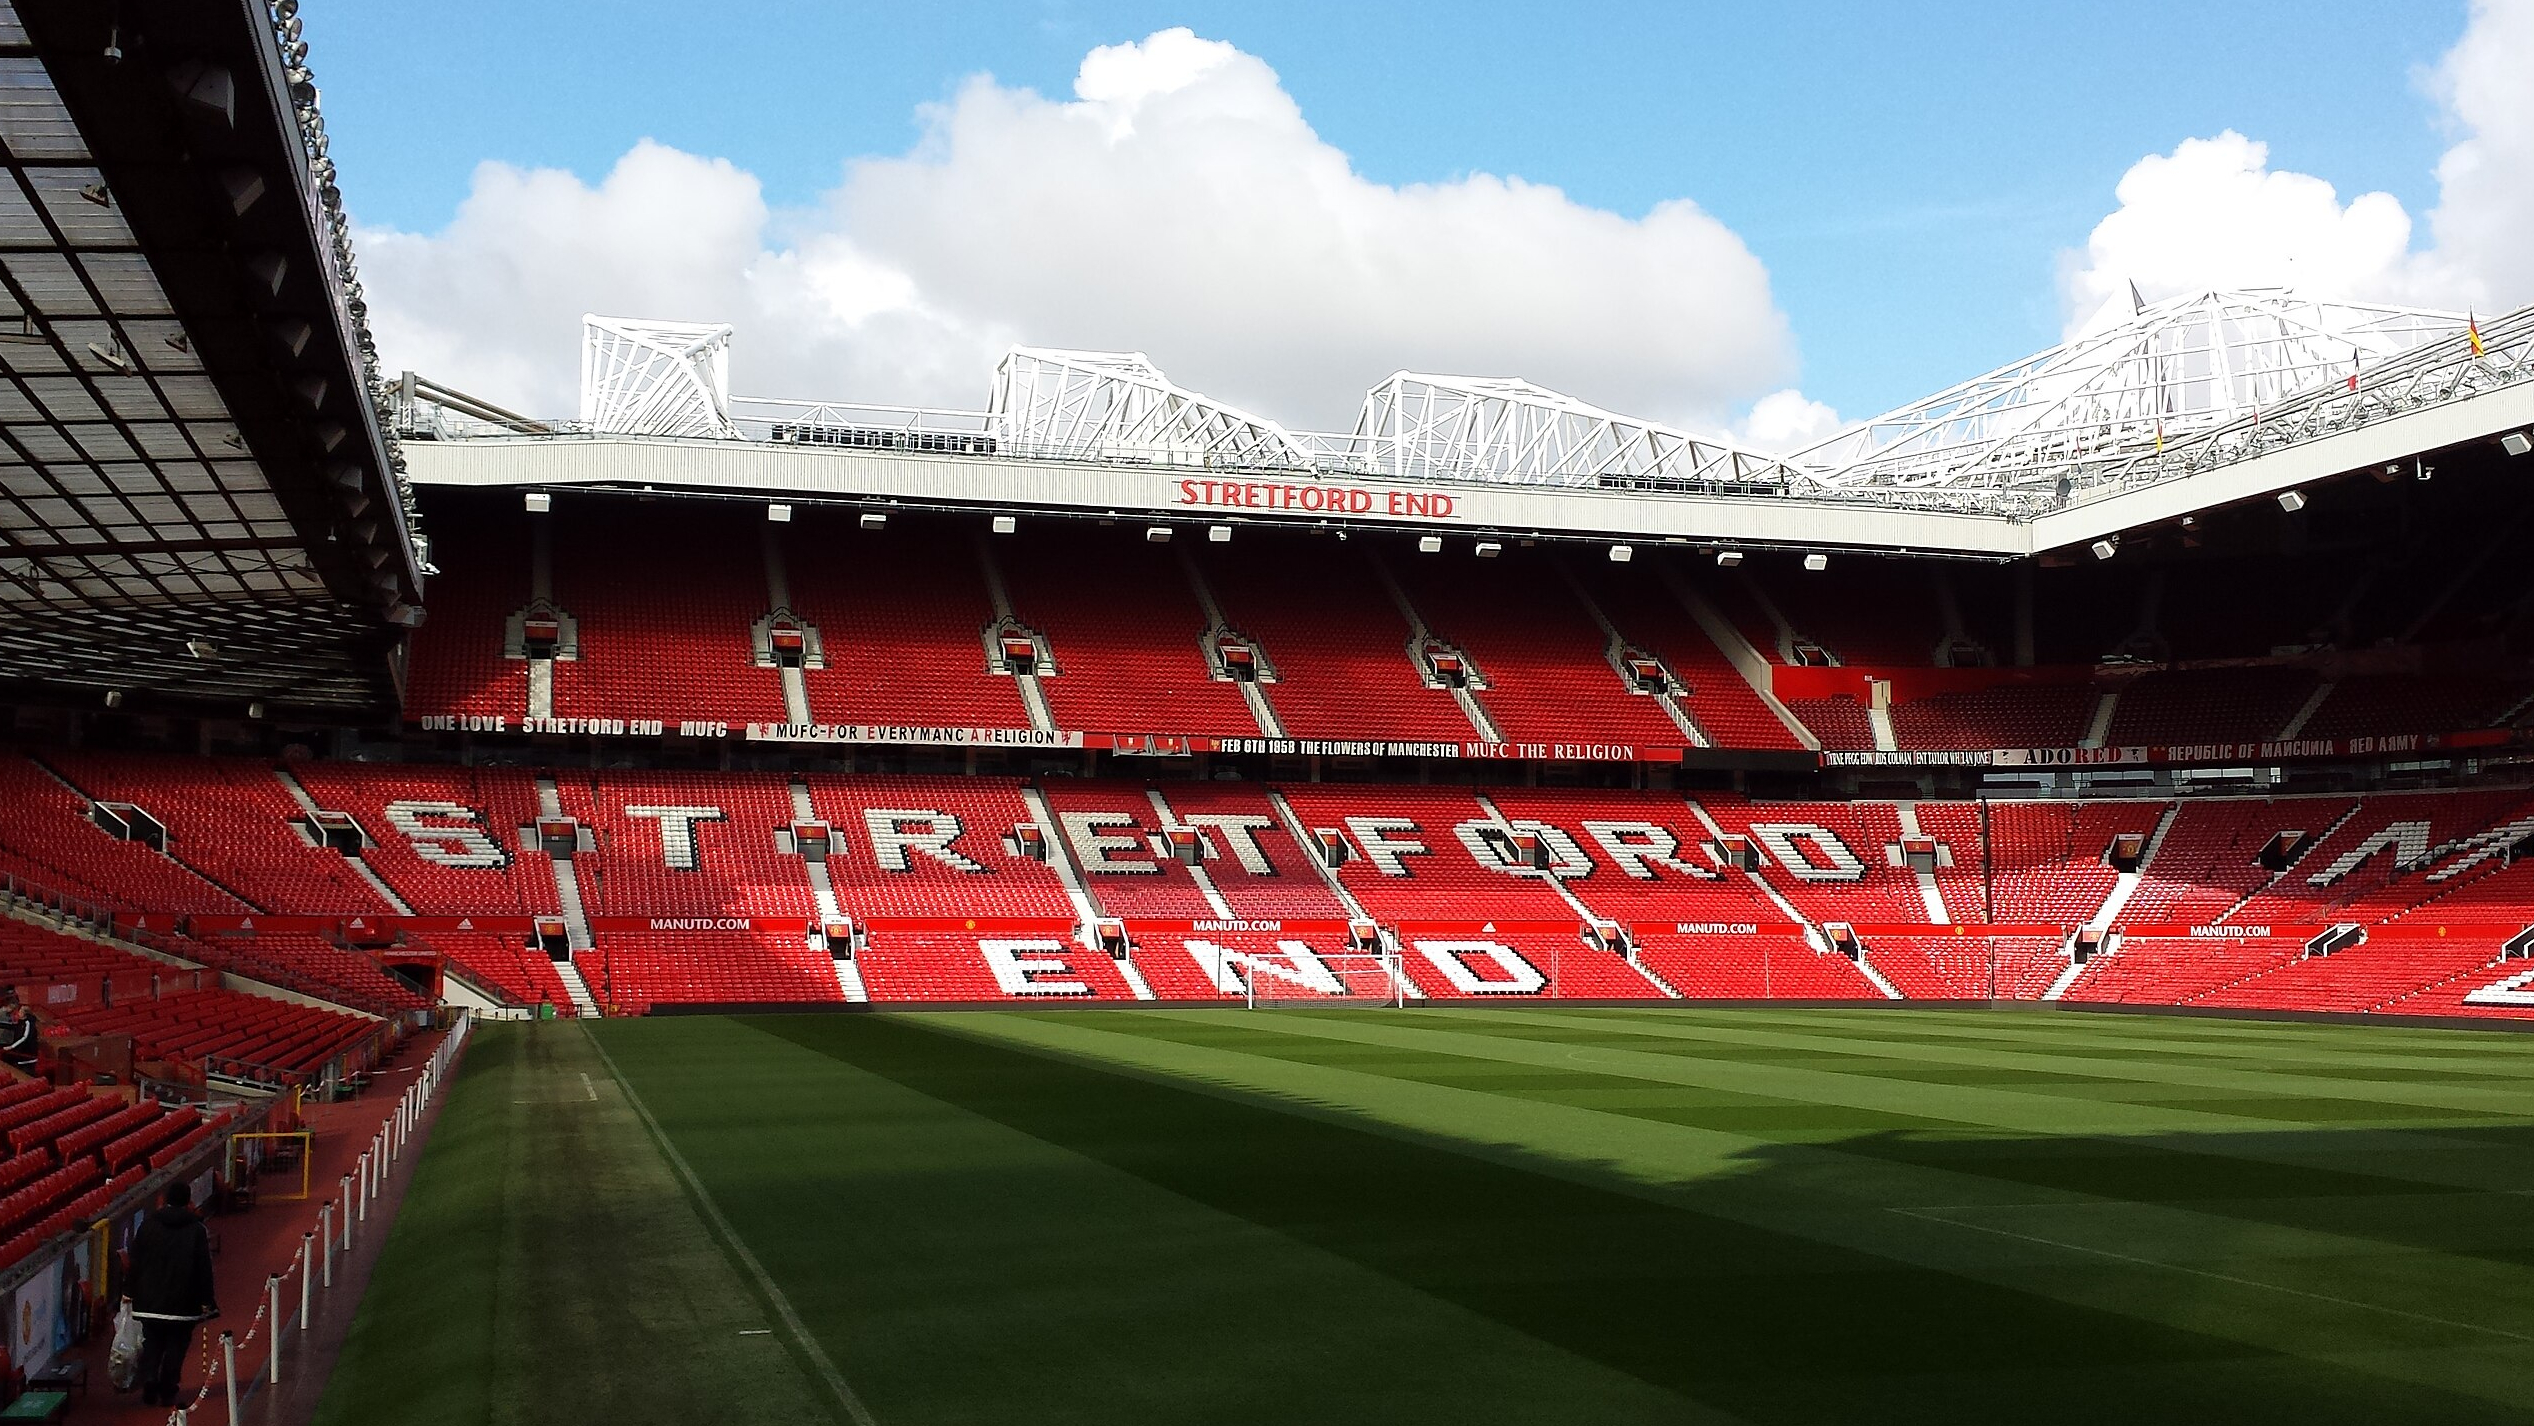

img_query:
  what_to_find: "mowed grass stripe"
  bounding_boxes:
[312,1023,838,1426]
[1086,1007,2290,1135]
[591,1014,1714,1426]
[1444,1007,2534,1117]
[1584,1005,2534,1084]
[918,1014,2534,1351]
[765,1012,2534,1422]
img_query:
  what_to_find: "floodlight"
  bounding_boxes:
[523,492,550,513]
[1715,550,1743,568]
[766,503,792,523]
[1208,525,1231,543]
[991,515,1017,535]
[78,183,109,208]
[2276,490,2307,513]
[1803,553,1829,571]
[102,690,122,709]
[1145,526,1172,543]
[2502,431,2532,457]
[1607,544,1633,563]
[185,640,217,660]
[247,702,266,720]
[86,340,131,375]
[1474,541,1502,558]
[858,513,887,530]
[1417,536,1443,554]
[2090,538,2118,561]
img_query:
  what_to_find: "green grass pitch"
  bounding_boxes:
[313,1007,2534,1424]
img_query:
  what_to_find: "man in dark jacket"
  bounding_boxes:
[126,1181,217,1407]
[0,994,37,1071]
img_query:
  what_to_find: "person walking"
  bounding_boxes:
[126,1181,218,1408]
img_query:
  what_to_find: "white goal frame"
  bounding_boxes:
[1242,949,1409,1009]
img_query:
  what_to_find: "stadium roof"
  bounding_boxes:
[404,291,2534,560]
[1793,289,2461,498]
[0,0,418,716]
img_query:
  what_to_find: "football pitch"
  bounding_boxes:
[314,1007,2534,1425]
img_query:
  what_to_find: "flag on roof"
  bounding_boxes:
[2468,313,2487,359]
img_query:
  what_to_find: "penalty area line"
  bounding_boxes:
[1888,1206,2534,1345]
[586,1028,881,1426]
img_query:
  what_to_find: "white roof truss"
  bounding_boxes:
[1793,289,2464,503]
[579,315,734,439]
[988,347,1308,469]
[1347,373,1800,491]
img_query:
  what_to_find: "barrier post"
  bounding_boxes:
[300,1234,313,1328]
[268,1273,282,1384]
[221,1331,238,1424]
[321,1207,334,1287]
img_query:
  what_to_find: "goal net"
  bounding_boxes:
[1189,941,1409,1008]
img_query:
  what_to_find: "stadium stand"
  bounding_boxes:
[11,750,2534,1017]
[788,516,1035,729]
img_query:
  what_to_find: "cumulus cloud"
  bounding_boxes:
[1737,389,1842,452]
[2060,0,2534,328]
[357,28,1792,433]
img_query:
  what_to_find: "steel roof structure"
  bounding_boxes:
[988,347,1311,469]
[1346,371,1803,492]
[0,0,417,717]
[403,289,2533,560]
[1792,289,2464,506]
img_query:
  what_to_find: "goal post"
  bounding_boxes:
[1235,947,1409,1009]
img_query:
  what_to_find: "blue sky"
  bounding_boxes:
[315,2,2481,427]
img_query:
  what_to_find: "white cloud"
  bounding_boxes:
[357,27,1792,432]
[2060,0,2534,329]
[1737,389,1842,452]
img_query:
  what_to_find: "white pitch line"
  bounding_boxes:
[580,1072,599,1101]
[1888,1206,2534,1345]
[587,1030,880,1426]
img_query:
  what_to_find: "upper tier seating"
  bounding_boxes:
[1386,559,1684,747]
[401,505,530,721]
[549,501,789,725]
[1562,562,1804,749]
[786,516,1033,728]
[1782,696,1877,751]
[999,530,1259,737]
[1889,686,2097,751]
[1198,543,1476,742]
[2104,668,2320,746]
[397,492,2534,749]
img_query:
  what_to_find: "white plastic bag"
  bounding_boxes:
[107,1300,141,1392]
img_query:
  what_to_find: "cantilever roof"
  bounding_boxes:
[0,0,417,714]
[1794,289,2463,498]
